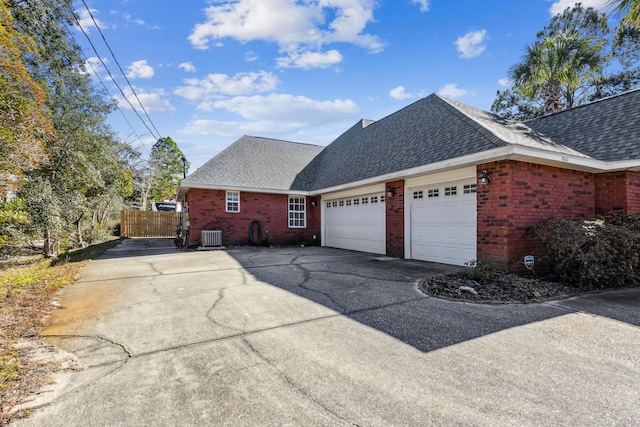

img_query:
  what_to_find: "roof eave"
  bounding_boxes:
[177,183,311,198]
[310,146,640,195]
[179,146,640,199]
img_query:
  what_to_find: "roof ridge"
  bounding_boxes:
[525,88,640,123]
[244,135,323,148]
[434,95,507,149]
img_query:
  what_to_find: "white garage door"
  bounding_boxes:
[410,182,476,266]
[324,193,386,254]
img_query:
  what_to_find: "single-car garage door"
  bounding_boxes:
[410,181,476,265]
[324,192,386,254]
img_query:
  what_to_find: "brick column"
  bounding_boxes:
[385,179,405,258]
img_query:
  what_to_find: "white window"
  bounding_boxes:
[226,191,240,212]
[289,196,306,228]
[427,189,439,198]
[353,198,360,205]
[326,202,331,208]
[464,184,477,194]
[332,201,337,207]
[381,195,385,203]
[346,200,352,206]
[444,186,457,196]
[362,197,369,204]
[339,200,344,207]
[371,196,378,204]
[413,191,424,199]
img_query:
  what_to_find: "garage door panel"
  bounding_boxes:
[325,194,385,255]
[410,182,476,266]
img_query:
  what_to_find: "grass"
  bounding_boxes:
[0,238,121,424]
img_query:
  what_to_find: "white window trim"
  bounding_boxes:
[226,191,240,213]
[288,195,306,228]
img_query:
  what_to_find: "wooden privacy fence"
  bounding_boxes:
[120,210,181,238]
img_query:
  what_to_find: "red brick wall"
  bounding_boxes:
[630,171,640,213]
[477,160,595,272]
[186,189,321,246]
[385,180,405,258]
[596,171,640,215]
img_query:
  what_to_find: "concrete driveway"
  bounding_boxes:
[14,238,640,426]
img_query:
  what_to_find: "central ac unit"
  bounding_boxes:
[201,230,222,247]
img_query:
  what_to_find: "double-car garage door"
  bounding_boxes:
[323,177,477,266]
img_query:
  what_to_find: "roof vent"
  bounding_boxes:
[361,119,375,128]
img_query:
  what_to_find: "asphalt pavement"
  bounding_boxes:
[12,238,640,426]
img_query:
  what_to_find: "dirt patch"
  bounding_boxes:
[41,282,120,336]
[418,272,594,304]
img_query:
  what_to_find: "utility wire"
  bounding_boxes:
[77,0,163,140]
[73,14,160,142]
[81,52,151,154]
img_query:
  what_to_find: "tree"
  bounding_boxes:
[493,4,639,120]
[510,35,603,114]
[609,0,640,27]
[490,89,544,121]
[147,137,189,206]
[8,0,134,255]
[0,1,52,199]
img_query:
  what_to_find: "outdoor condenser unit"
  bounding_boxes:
[201,230,222,247]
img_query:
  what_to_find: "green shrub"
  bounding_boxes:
[530,214,640,289]
[463,259,496,284]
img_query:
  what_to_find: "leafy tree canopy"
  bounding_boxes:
[609,0,640,27]
[148,137,189,205]
[492,3,640,121]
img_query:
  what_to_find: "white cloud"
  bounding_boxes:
[83,56,106,75]
[181,93,358,137]
[209,93,358,123]
[115,87,176,113]
[498,78,511,87]
[174,71,279,101]
[454,29,488,59]
[188,0,384,69]
[122,12,145,26]
[549,0,610,16]
[126,60,155,79]
[389,86,415,100]
[178,62,197,73]
[75,8,107,32]
[412,0,430,13]
[276,50,343,69]
[181,119,286,137]
[245,51,259,62]
[437,83,467,98]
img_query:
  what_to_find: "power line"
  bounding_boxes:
[75,0,163,140]
[79,51,151,151]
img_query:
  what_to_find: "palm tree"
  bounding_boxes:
[609,0,640,27]
[510,35,603,114]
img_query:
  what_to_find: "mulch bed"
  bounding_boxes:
[418,271,595,304]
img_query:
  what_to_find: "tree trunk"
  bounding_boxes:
[43,228,52,258]
[75,212,85,248]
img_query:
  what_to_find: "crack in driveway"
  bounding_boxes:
[205,287,245,334]
[29,334,131,408]
[240,335,360,426]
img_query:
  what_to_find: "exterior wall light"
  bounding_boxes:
[478,170,491,185]
[387,188,396,198]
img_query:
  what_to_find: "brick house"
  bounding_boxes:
[178,90,640,271]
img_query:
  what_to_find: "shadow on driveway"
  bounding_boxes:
[223,245,640,353]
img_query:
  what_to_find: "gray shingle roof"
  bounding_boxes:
[182,136,324,191]
[526,89,640,161]
[295,94,587,191]
[183,90,640,194]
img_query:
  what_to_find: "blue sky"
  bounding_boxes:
[74,0,618,171]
